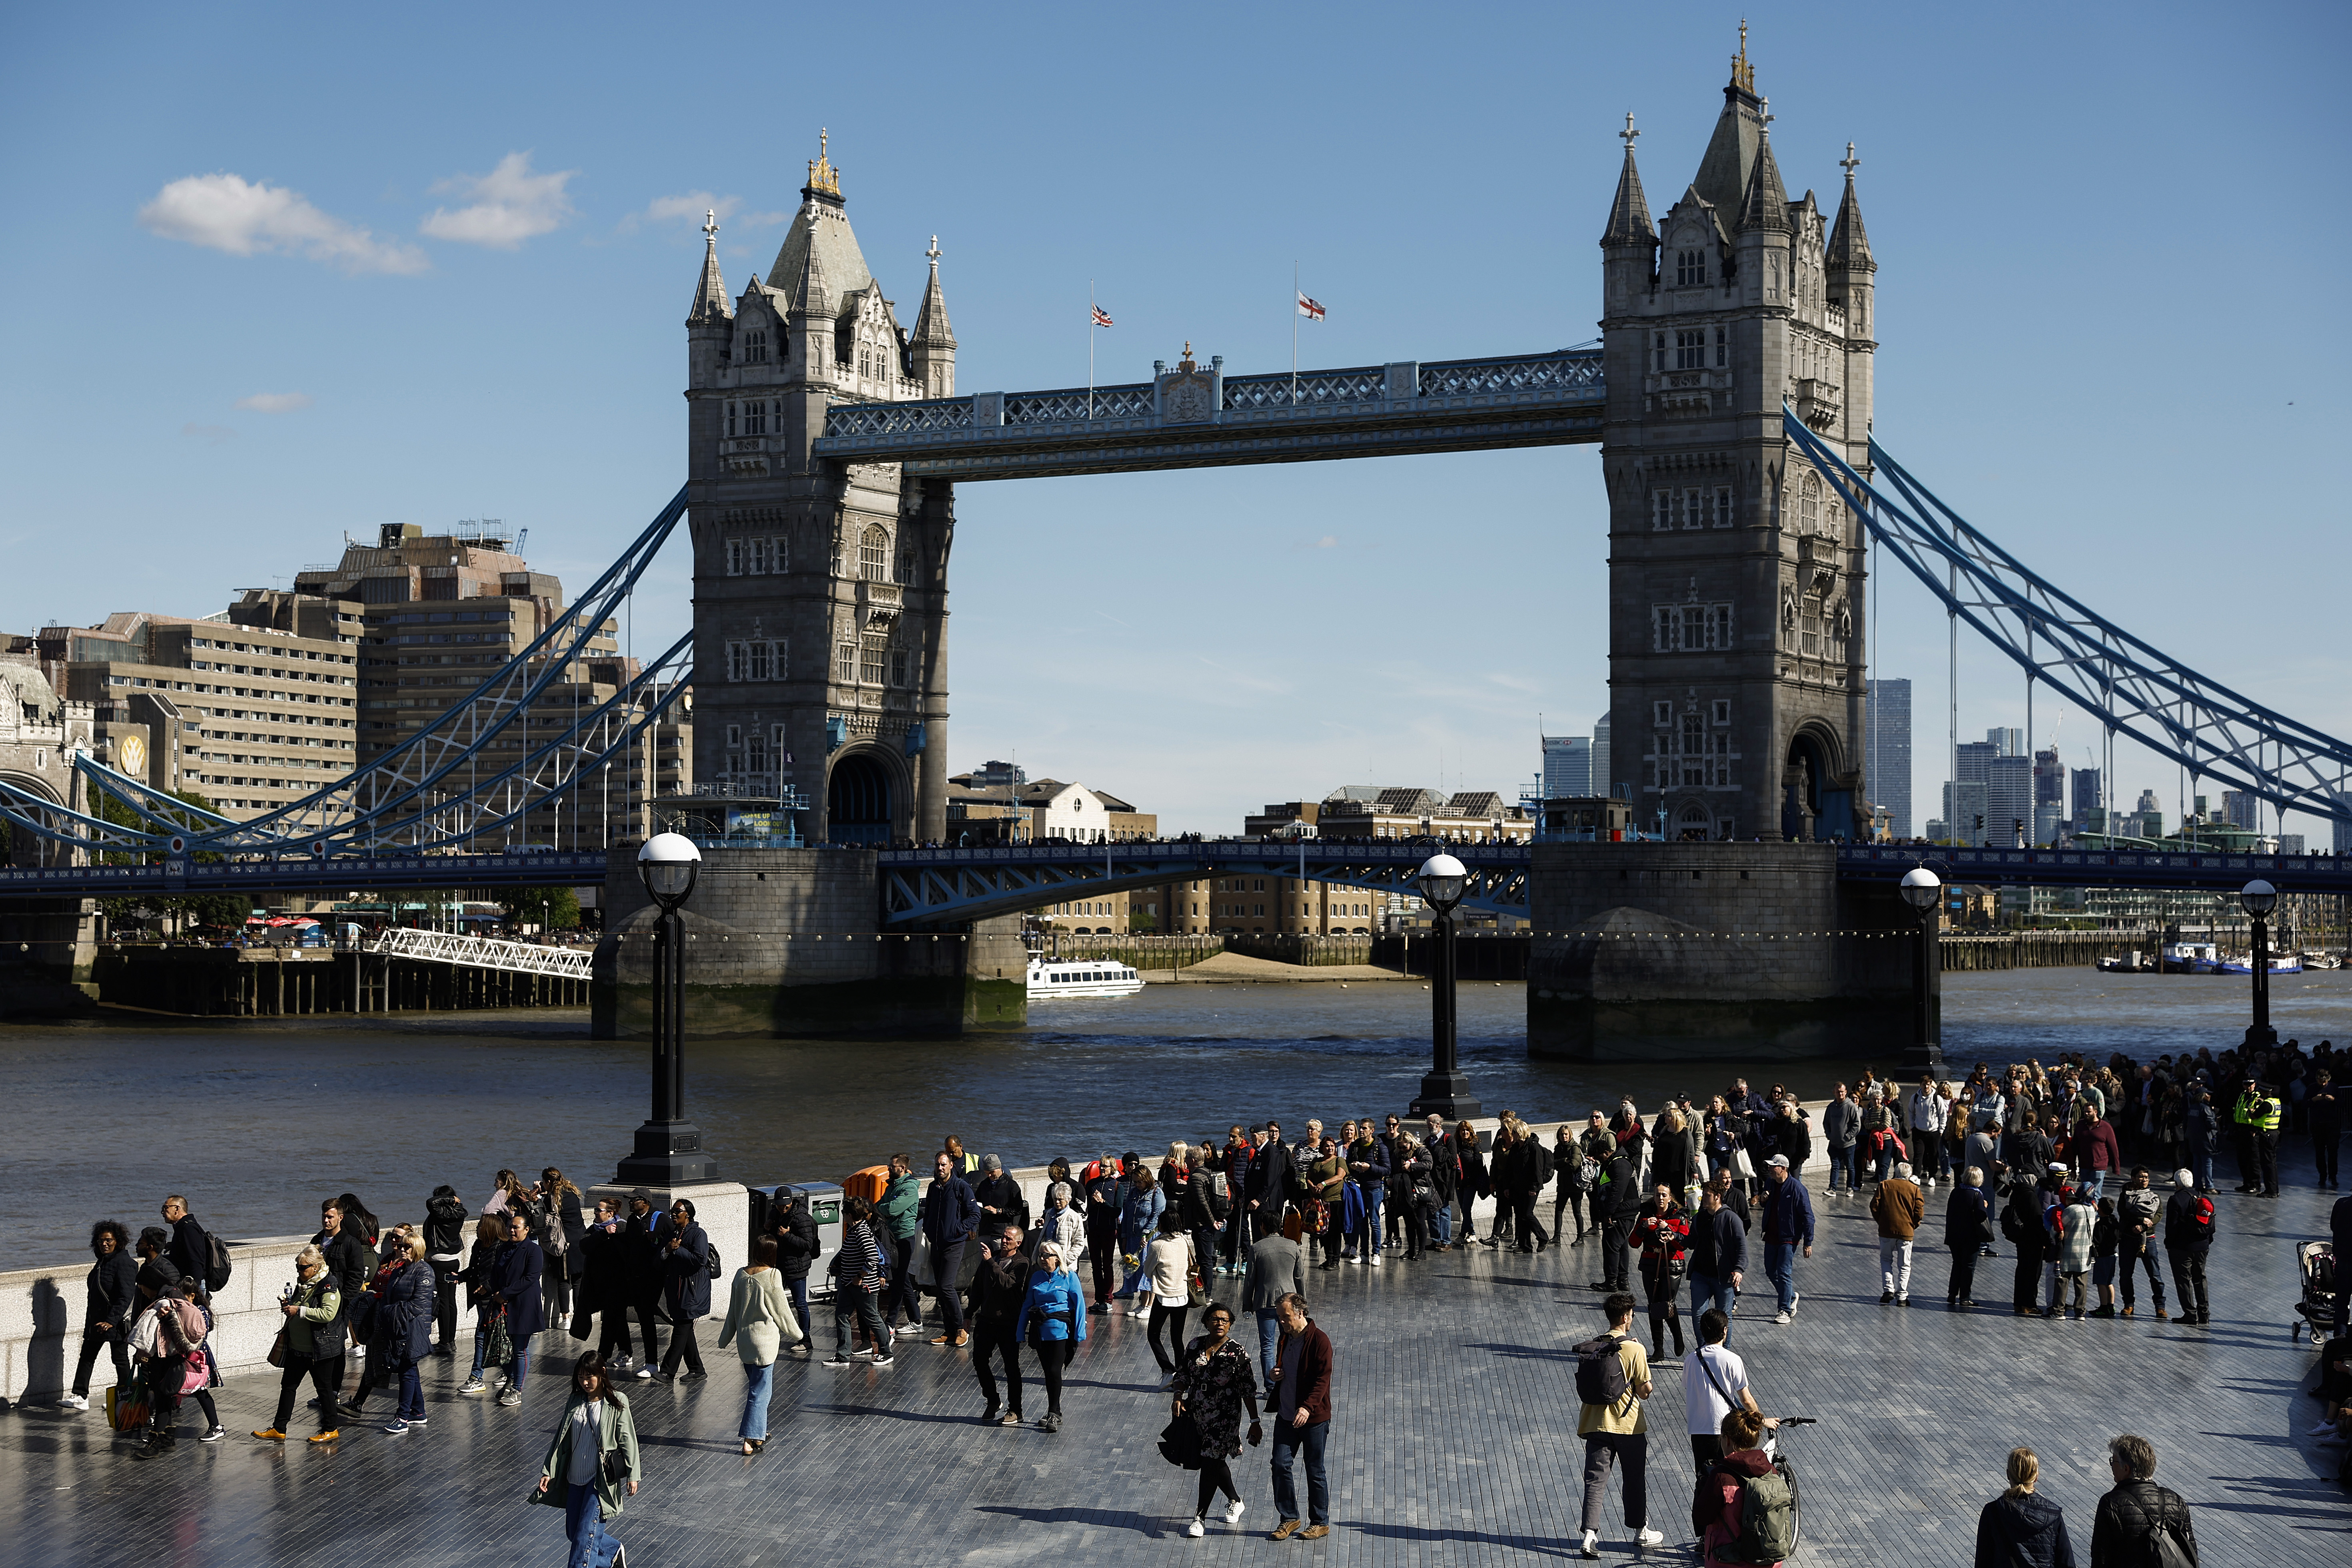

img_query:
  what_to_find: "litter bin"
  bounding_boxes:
[749,1180,844,1301]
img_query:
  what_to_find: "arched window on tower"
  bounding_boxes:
[859,526,888,581]
[1796,472,1822,535]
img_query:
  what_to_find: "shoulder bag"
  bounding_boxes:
[1185,1237,1208,1309]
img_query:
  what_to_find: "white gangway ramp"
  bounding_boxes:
[366,927,595,980]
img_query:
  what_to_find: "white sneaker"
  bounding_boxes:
[1773,1310,1792,1325]
[1224,1498,1246,1526]
[1789,1292,1800,1316]
[1635,1526,1664,1546]
[1368,1254,1381,1268]
[1186,1518,1206,1539]
[1578,1528,1600,1560]
[60,1394,88,1411]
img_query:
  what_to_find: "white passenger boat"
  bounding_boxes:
[2216,953,2303,975]
[1027,956,1145,999]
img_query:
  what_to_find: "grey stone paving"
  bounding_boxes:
[6,1183,2348,1567]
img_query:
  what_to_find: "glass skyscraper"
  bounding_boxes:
[1866,678,1911,838]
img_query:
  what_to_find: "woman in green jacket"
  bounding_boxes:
[716,1236,803,1454]
[535,1351,641,1568]
[253,1244,344,1443]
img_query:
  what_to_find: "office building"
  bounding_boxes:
[1591,715,1612,799]
[1987,727,2023,757]
[1865,678,1911,837]
[2279,834,2305,855]
[2070,767,2102,833]
[1941,781,1989,846]
[2221,791,2261,832]
[2336,795,2352,855]
[1542,733,1592,798]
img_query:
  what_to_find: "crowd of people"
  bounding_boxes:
[61,1040,2347,1560]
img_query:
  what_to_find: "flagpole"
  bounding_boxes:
[1291,261,1299,406]
[1088,279,1095,422]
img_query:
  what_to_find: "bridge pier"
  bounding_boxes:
[0,897,98,1017]
[1526,842,1920,1062]
[591,846,1026,1039]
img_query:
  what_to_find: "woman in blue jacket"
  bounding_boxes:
[1115,1167,1167,1315]
[655,1198,712,1381]
[1014,1242,1088,1433]
[485,1211,545,1408]
[375,1232,436,1435]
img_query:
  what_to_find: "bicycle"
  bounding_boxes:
[1759,1416,1815,1557]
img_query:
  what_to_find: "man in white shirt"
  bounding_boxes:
[1683,1307,1772,1469]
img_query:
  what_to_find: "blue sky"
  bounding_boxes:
[3,1,2346,840]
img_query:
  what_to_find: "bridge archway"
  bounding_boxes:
[1782,723,1848,843]
[825,749,900,846]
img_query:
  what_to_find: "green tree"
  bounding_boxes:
[499,885,582,930]
[92,787,250,932]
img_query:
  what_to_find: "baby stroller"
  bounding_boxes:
[2291,1240,2336,1342]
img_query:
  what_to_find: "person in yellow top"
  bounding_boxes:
[2232,1079,2283,1197]
[1576,1292,1664,1560]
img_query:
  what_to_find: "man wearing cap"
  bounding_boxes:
[1757,1154,1814,1325]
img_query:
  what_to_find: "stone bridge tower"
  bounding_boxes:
[1597,34,1877,841]
[684,135,955,844]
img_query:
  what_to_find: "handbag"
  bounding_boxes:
[1730,1148,1756,1180]
[1184,1238,1208,1309]
[112,1385,151,1432]
[482,1306,515,1369]
[1157,1412,1205,1470]
[266,1326,288,1368]
[601,1444,632,1486]
[180,1350,210,1394]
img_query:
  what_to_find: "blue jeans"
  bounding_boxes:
[1763,1242,1798,1313]
[1688,1272,1737,1342]
[398,1364,423,1420]
[739,1361,772,1441]
[1827,1146,1859,1190]
[1270,1419,1330,1525]
[564,1479,620,1568]
[1352,1187,1383,1251]
[2081,1170,2106,1202]
[2190,1153,2214,1191]
[784,1276,810,1340]
[1255,1309,1283,1382]
[1432,1203,1454,1246]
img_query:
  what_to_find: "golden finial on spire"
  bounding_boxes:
[1731,19,1755,94]
[1179,340,1196,371]
[807,128,841,198]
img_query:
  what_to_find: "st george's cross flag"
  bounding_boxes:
[1091,304,1114,328]
[1296,292,1326,321]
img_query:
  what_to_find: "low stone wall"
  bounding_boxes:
[1226,934,1375,968]
[2,1103,1858,1406]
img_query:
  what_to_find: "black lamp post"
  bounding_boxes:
[2240,878,2278,1049]
[1408,852,1482,1119]
[617,832,719,1184]
[1899,867,1945,1076]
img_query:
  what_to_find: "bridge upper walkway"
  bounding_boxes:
[365,925,595,979]
[810,350,1603,481]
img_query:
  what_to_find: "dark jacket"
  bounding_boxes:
[1346,1135,1390,1189]
[167,1213,210,1294]
[463,1234,503,1310]
[1976,1491,2078,1568]
[1271,1318,1334,1426]
[1945,1184,1995,1250]
[578,1219,628,1313]
[921,1175,980,1250]
[2182,1099,2220,1156]
[2163,1188,2214,1252]
[1597,1153,1640,1221]
[654,1216,712,1320]
[1759,1173,1815,1248]
[972,1171,1028,1234]
[619,1209,663,1296]
[423,1194,469,1263]
[1456,1135,1490,1199]
[490,1237,547,1338]
[317,1224,373,1324]
[1686,1204,1747,1279]
[1651,1123,1697,1191]
[2003,1183,2051,1262]
[772,1202,821,1282]
[2090,1480,2195,1568]
[86,1248,139,1344]
[371,1258,434,1370]
[1246,1141,1295,1211]
[969,1247,1028,1332]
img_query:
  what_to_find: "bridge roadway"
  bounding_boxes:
[6,841,2349,913]
[809,351,1604,481]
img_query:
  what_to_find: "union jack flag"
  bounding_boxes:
[1296,292,1326,321]
[1090,305,1113,328]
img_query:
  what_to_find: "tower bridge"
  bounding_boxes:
[8,37,2349,1050]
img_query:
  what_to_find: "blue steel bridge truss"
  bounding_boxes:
[1785,411,2352,833]
[878,841,1531,927]
[0,487,693,861]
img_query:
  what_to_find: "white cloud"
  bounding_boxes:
[180,423,236,444]
[235,392,312,414]
[621,192,789,234]
[138,173,428,274]
[419,152,577,249]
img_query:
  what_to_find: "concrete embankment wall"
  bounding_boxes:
[1941,931,2155,971]
[2,1106,1864,1406]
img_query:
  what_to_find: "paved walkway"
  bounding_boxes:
[9,1184,2347,1567]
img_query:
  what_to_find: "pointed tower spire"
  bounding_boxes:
[912,236,955,347]
[687,208,732,325]
[1600,112,1657,246]
[789,206,832,319]
[1739,100,1789,232]
[1825,142,1874,272]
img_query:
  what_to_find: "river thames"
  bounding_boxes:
[6,965,2346,1266]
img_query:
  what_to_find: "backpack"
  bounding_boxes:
[705,1239,722,1280]
[203,1229,232,1294]
[1722,1459,1799,1563]
[1571,1332,1632,1411]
